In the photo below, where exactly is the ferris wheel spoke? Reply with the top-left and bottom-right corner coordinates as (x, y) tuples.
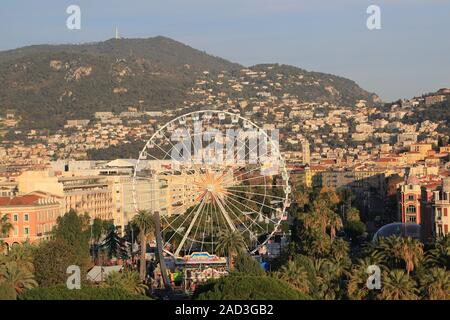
(231, 165), (264, 182)
(200, 203), (210, 252)
(174, 198), (206, 256)
(162, 198), (201, 237)
(212, 193), (237, 232)
(223, 196), (267, 233)
(226, 188), (287, 201)
(225, 184), (286, 188)
(187, 199), (205, 255)
(220, 199), (251, 252)
(149, 141), (178, 162)
(161, 203), (200, 245)
(222, 195), (265, 234)
(226, 193), (280, 225)
(226, 191), (280, 212)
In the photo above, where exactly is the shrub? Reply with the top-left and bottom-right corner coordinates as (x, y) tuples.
(193, 275), (311, 300)
(20, 285), (150, 300)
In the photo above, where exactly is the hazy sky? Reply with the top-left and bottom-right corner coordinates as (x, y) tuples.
(0, 0), (449, 101)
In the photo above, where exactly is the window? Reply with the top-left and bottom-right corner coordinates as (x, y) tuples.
(13, 227), (18, 236)
(444, 208), (448, 217)
(24, 227), (29, 235)
(406, 215), (416, 223)
(24, 214), (29, 222)
(437, 208), (442, 220)
(437, 225), (443, 237)
(407, 195), (415, 201)
(13, 214), (18, 222)
(406, 205), (416, 214)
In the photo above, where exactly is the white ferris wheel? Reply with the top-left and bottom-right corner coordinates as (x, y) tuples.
(132, 110), (290, 258)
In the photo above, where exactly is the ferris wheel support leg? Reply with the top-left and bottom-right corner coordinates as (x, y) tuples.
(153, 211), (172, 292)
(174, 201), (205, 257)
(214, 194), (237, 232)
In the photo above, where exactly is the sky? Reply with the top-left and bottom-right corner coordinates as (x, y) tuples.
(0, 0), (449, 102)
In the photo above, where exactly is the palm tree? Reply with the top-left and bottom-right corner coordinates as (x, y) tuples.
(346, 256), (383, 300)
(419, 267), (449, 300)
(0, 213), (13, 242)
(276, 260), (310, 294)
(131, 210), (155, 281)
(311, 258), (340, 300)
(0, 242), (35, 273)
(376, 236), (404, 268)
(379, 269), (419, 300)
(293, 185), (310, 211)
(425, 235), (450, 268)
(347, 261), (372, 300)
(328, 212), (343, 242)
(103, 270), (148, 295)
(400, 237), (423, 274)
(330, 238), (349, 262)
(346, 207), (361, 222)
(216, 230), (246, 271)
(0, 261), (38, 299)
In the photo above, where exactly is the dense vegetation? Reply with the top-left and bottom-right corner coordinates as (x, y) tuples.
(0, 210), (150, 300)
(1, 186), (449, 300)
(192, 185), (449, 300)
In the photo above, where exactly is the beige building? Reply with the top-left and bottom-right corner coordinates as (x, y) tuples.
(16, 170), (114, 221)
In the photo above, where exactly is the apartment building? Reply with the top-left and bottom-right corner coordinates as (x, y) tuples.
(0, 192), (62, 249)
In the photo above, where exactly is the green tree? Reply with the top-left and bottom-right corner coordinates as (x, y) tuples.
(401, 237), (424, 274)
(426, 235), (449, 268)
(0, 213), (13, 237)
(344, 220), (366, 242)
(33, 239), (77, 287)
(379, 269), (419, 300)
(418, 267), (450, 300)
(0, 261), (38, 299)
(0, 213), (13, 251)
(0, 242), (35, 273)
(52, 209), (91, 270)
(328, 212), (343, 242)
(346, 207), (361, 222)
(346, 254), (383, 300)
(233, 253), (265, 276)
(102, 270), (148, 295)
(100, 226), (128, 260)
(275, 260), (310, 294)
(216, 230), (247, 271)
(376, 236), (423, 274)
(131, 210), (155, 281)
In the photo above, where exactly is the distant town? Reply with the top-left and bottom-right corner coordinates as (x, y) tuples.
(1, 65), (449, 241)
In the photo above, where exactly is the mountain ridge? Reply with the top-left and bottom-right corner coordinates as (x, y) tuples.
(0, 36), (380, 131)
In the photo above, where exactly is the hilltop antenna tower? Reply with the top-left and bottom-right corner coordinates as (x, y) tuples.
(115, 27), (120, 39)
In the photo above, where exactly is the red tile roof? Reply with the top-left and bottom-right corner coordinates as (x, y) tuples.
(0, 195), (41, 206)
